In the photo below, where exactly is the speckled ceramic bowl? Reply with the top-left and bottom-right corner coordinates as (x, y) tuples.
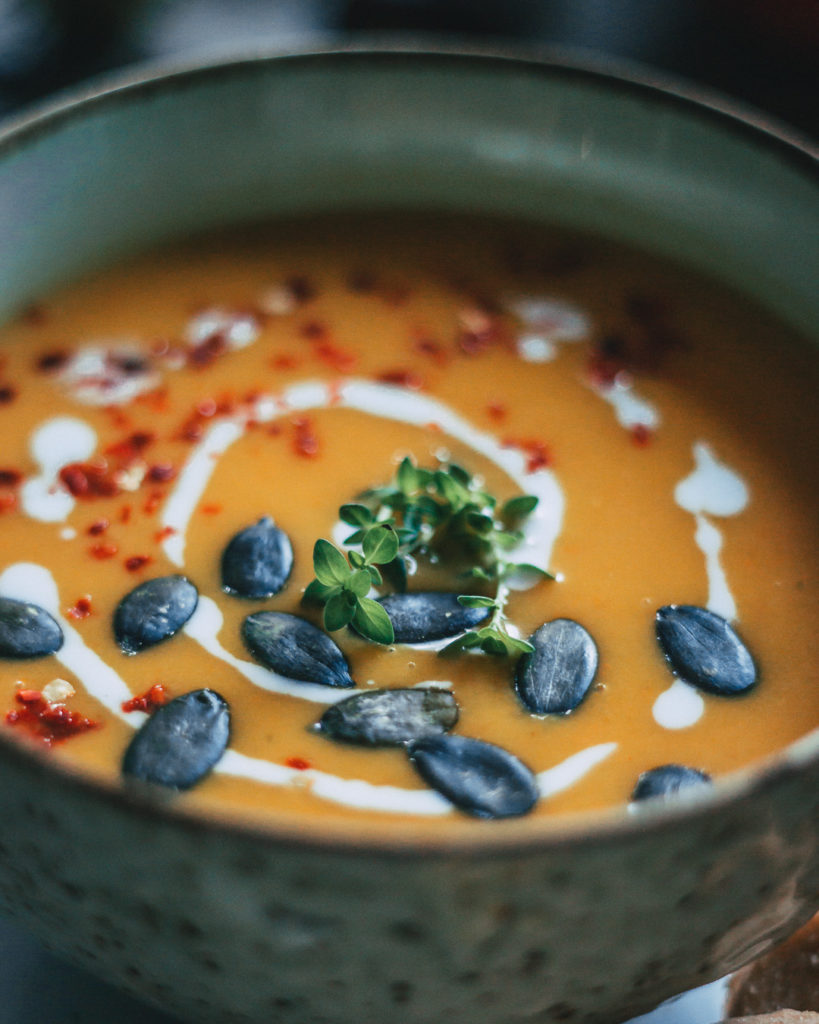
(0, 46), (817, 1024)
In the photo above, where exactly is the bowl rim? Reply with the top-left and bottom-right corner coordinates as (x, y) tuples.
(0, 41), (817, 856)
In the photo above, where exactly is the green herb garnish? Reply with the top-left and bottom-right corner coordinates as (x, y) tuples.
(304, 457), (553, 649)
(304, 528), (398, 644)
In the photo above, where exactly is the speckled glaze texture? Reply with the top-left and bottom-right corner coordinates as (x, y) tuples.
(0, 48), (817, 1024)
(1, 746), (819, 1024)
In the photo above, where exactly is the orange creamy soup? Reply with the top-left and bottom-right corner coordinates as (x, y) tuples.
(0, 212), (817, 829)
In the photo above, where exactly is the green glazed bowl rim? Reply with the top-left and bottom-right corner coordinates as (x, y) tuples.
(0, 42), (816, 856)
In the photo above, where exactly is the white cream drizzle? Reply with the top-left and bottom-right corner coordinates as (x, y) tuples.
(674, 442), (749, 621)
(536, 742), (617, 797)
(53, 343), (161, 406)
(652, 442), (750, 730)
(592, 373), (660, 432)
(20, 417), (98, 522)
(161, 378), (564, 578)
(182, 596), (355, 706)
(652, 680), (705, 731)
(0, 561), (616, 816)
(6, 345), (751, 809)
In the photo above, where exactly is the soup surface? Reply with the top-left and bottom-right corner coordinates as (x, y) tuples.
(0, 213), (817, 832)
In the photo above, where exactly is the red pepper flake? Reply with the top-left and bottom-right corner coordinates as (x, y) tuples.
(188, 332), (227, 368)
(87, 518), (109, 536)
(291, 416), (319, 459)
(199, 503), (222, 516)
(266, 424), (283, 437)
(0, 468), (22, 487)
(36, 350), (69, 373)
(59, 462), (120, 499)
(146, 463), (176, 483)
(413, 335), (448, 365)
(154, 525), (176, 543)
(124, 554), (152, 572)
(67, 596), (93, 620)
(631, 424), (653, 447)
(486, 400), (507, 422)
(314, 341), (357, 373)
(6, 690), (100, 746)
(425, 421), (443, 433)
(0, 491), (17, 513)
(0, 385), (17, 405)
(122, 683), (170, 715)
(285, 756), (312, 771)
(104, 430), (155, 459)
(300, 320), (327, 340)
(375, 369), (425, 390)
(503, 437), (552, 473)
(90, 542), (119, 560)
(142, 490), (163, 514)
(119, 504), (132, 524)
(271, 353), (301, 370)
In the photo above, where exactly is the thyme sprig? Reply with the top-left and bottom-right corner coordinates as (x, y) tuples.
(304, 457), (553, 648)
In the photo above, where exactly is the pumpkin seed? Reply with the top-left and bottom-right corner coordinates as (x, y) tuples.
(242, 611), (354, 688)
(315, 687), (458, 746)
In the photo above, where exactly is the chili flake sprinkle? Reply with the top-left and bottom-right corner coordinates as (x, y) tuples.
(122, 683), (170, 715)
(6, 688), (100, 746)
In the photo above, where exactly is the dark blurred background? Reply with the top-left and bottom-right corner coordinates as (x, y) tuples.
(0, 0), (816, 139)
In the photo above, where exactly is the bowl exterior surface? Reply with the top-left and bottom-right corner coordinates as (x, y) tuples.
(0, 49), (817, 1024)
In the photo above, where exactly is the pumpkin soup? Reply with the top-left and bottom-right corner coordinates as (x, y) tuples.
(0, 212), (817, 826)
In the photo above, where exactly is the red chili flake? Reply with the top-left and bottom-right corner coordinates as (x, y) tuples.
(197, 397), (218, 417)
(87, 518), (109, 536)
(0, 469), (22, 487)
(413, 335), (447, 365)
(0, 491), (17, 513)
(90, 542), (119, 560)
(291, 416), (319, 459)
(300, 320), (327, 340)
(266, 424), (283, 437)
(0, 385), (17, 405)
(67, 596), (93, 620)
(119, 504), (132, 524)
(36, 350), (68, 373)
(503, 437), (552, 473)
(146, 463), (176, 483)
(375, 369), (424, 390)
(271, 353), (301, 370)
(59, 462), (119, 499)
(177, 415), (205, 443)
(6, 689), (100, 745)
(631, 424), (653, 447)
(199, 503), (222, 516)
(135, 386), (169, 412)
(285, 275), (315, 303)
(188, 332), (227, 367)
(104, 430), (155, 459)
(142, 490), (163, 514)
(285, 756), (312, 771)
(314, 341), (357, 373)
(121, 683), (170, 715)
(486, 400), (507, 422)
(154, 525), (177, 543)
(16, 689), (42, 704)
(104, 407), (132, 430)
(124, 554), (152, 572)
(425, 421), (442, 433)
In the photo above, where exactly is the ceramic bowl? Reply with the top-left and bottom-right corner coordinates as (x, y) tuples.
(0, 47), (817, 1024)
